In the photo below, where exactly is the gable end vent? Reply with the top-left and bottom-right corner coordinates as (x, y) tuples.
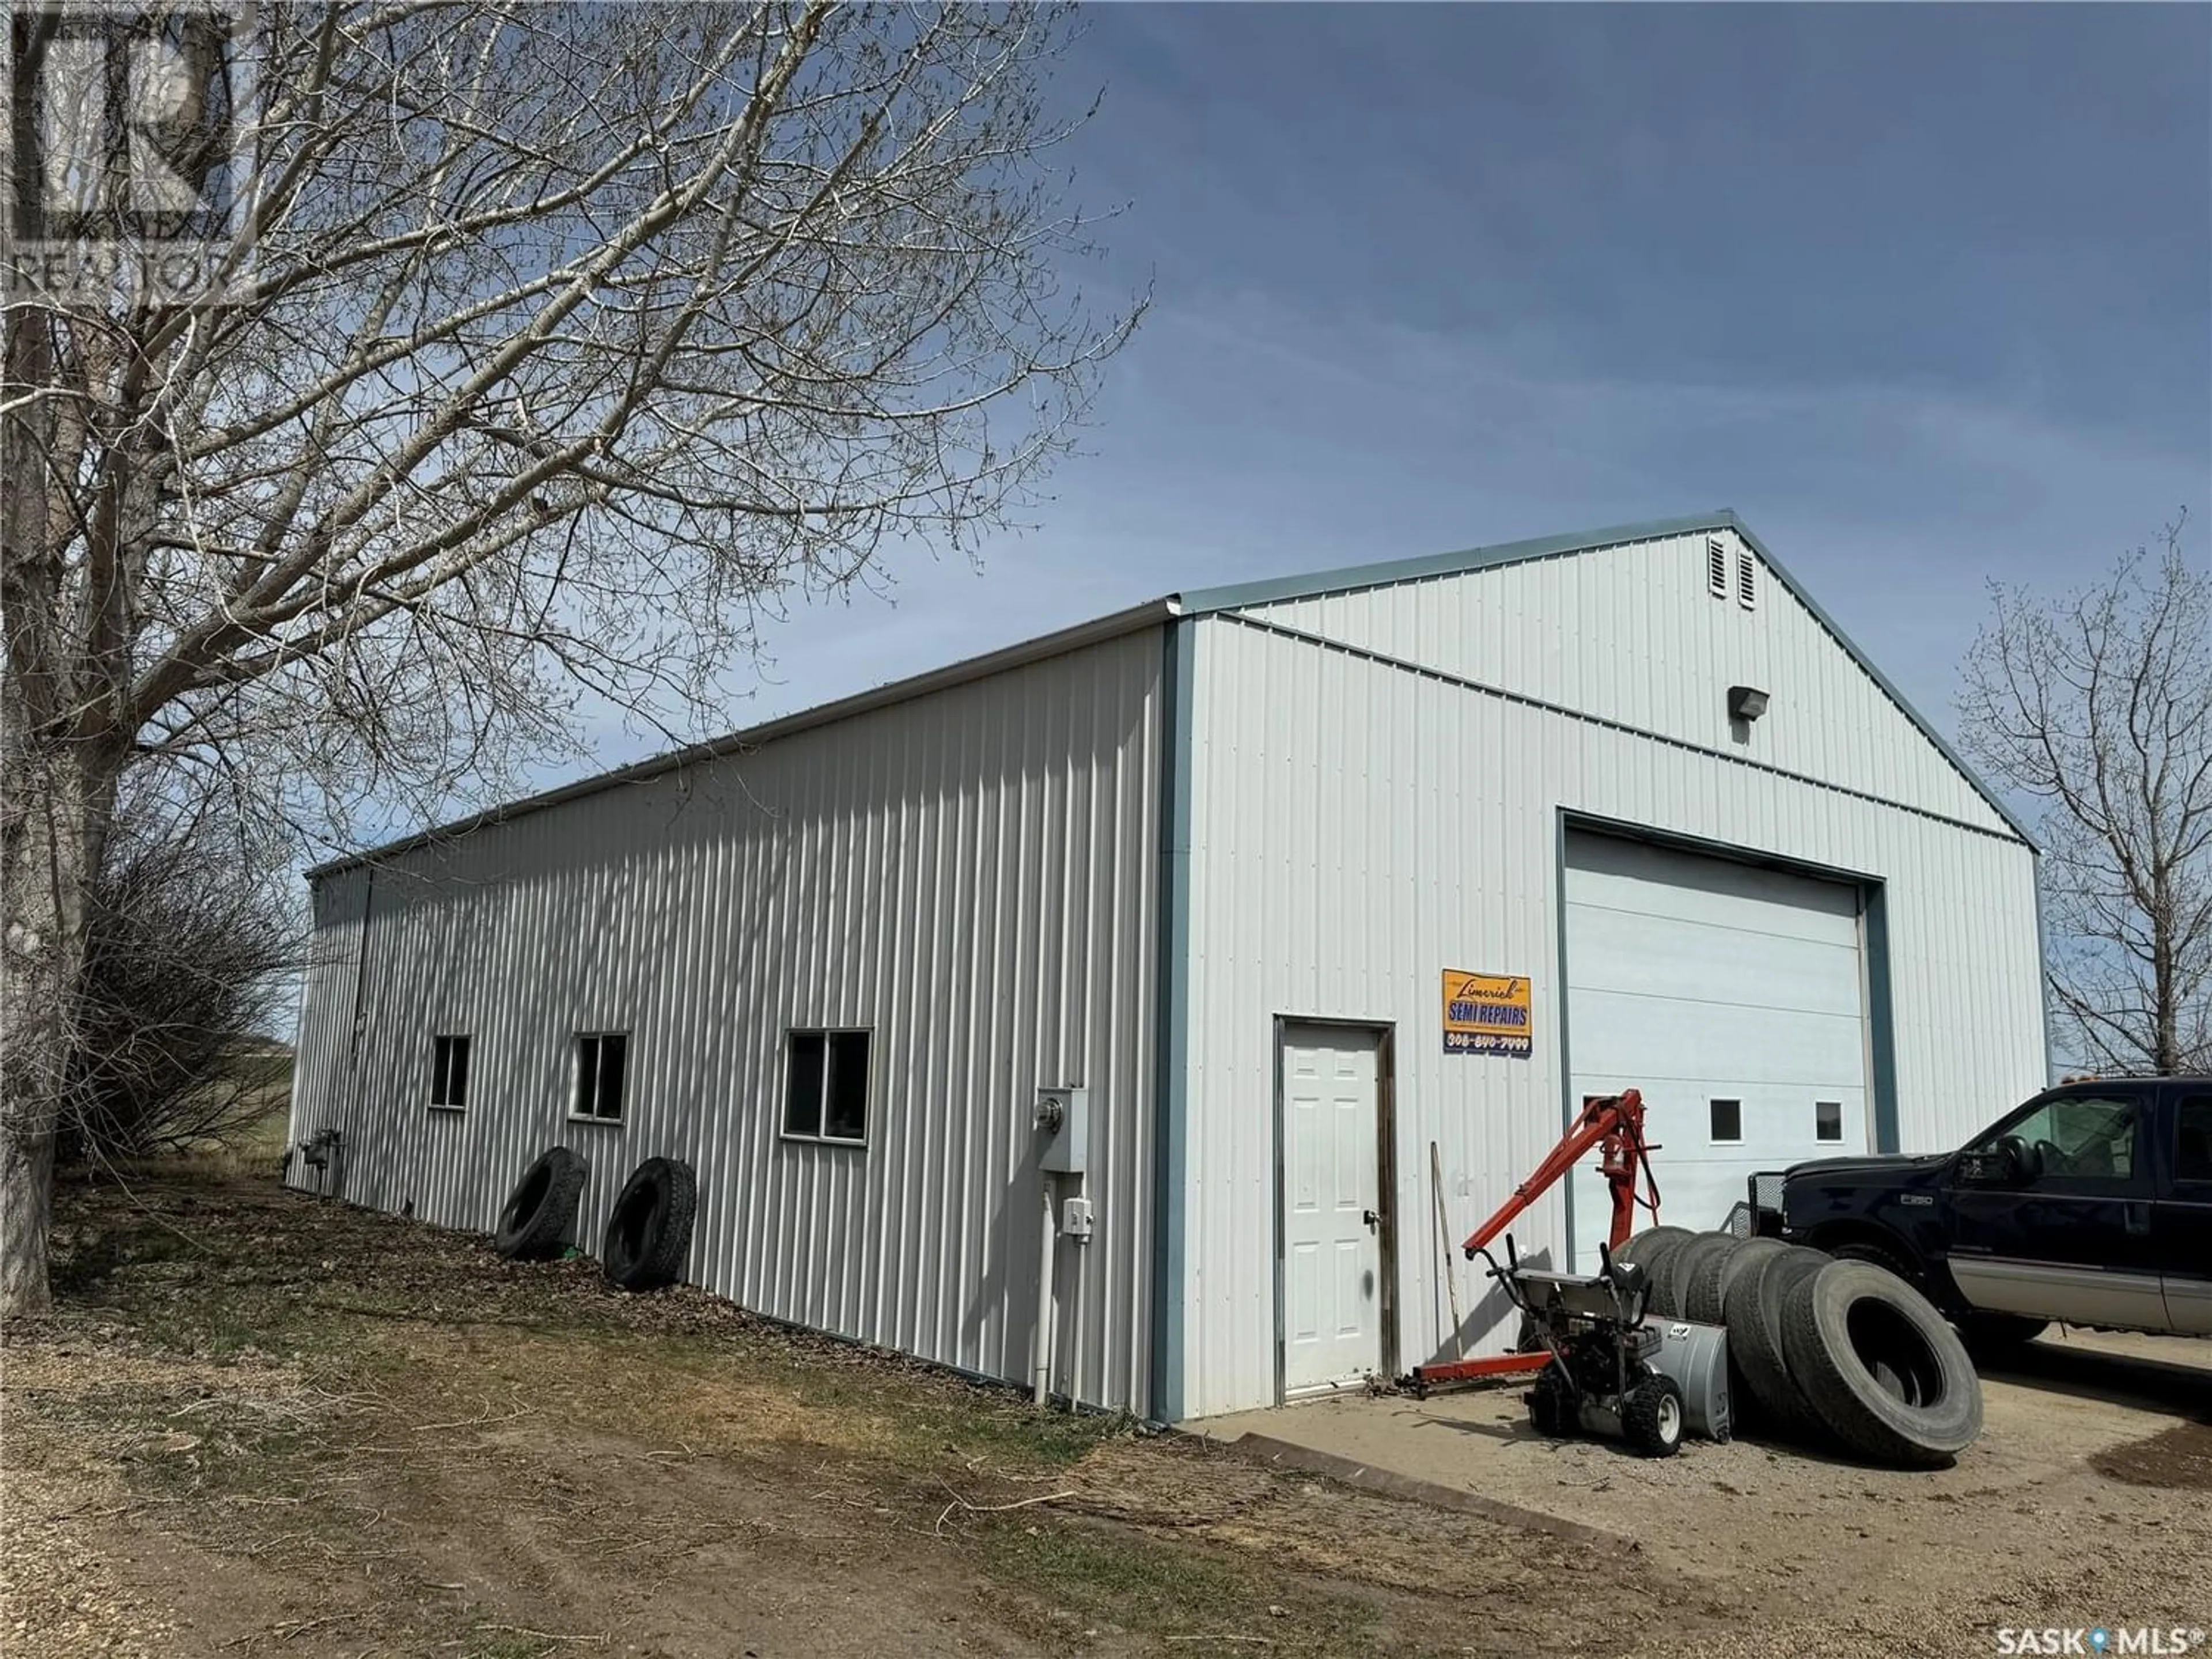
(1737, 549), (1758, 611)
(1707, 537), (1728, 598)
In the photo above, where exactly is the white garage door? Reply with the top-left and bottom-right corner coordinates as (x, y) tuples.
(1564, 833), (1870, 1269)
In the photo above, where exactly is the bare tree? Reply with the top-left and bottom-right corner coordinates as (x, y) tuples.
(2, 3), (1138, 1312)
(65, 777), (298, 1164)
(1957, 513), (2211, 1077)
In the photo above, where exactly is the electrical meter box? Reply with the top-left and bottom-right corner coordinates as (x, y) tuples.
(1035, 1085), (1089, 1173)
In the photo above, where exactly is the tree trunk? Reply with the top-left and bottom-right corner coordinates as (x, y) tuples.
(0, 751), (100, 1316)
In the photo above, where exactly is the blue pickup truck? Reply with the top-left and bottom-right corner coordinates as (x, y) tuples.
(1754, 1076), (2212, 1350)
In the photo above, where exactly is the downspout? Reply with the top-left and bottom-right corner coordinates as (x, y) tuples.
(1032, 1174), (1058, 1406)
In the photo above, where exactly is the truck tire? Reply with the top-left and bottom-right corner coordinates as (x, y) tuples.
(1622, 1371), (1684, 1458)
(1678, 1233), (1739, 1325)
(1715, 1236), (1789, 1312)
(494, 1147), (587, 1260)
(1960, 1312), (2048, 1362)
(1827, 1236), (1925, 1291)
(1729, 1245), (1828, 1435)
(1779, 1260), (1982, 1467)
(1617, 1226), (1693, 1316)
(603, 1157), (698, 1293)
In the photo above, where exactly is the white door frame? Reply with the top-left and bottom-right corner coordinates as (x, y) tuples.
(1272, 1017), (1397, 1402)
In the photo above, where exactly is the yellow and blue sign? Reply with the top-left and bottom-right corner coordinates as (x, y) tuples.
(1442, 970), (1533, 1057)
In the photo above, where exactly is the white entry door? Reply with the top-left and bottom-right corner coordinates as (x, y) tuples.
(1564, 834), (1870, 1268)
(1280, 1025), (1385, 1395)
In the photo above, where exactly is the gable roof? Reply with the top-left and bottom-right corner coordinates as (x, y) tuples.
(312, 509), (2031, 879)
(1171, 509), (2035, 848)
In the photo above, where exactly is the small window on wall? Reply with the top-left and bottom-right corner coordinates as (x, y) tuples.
(1815, 1100), (1844, 1142)
(430, 1035), (471, 1111)
(1710, 1098), (1743, 1144)
(573, 1032), (628, 1122)
(785, 1029), (871, 1143)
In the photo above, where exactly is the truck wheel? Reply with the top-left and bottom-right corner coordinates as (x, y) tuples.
(1960, 1312), (2047, 1361)
(1779, 1260), (1982, 1467)
(1622, 1372), (1684, 1458)
(1828, 1236), (1925, 1291)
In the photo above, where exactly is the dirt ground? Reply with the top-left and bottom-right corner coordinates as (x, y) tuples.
(5, 1171), (2209, 1659)
(1203, 1328), (2212, 1652)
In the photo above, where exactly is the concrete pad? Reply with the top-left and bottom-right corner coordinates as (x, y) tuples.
(1187, 1330), (2212, 1594)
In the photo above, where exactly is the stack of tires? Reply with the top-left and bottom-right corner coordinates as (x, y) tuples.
(1616, 1226), (1983, 1468)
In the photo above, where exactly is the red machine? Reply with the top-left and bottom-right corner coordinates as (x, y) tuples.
(1407, 1089), (1659, 1391)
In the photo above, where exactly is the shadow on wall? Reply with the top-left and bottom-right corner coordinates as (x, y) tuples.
(1426, 1241), (1556, 1368)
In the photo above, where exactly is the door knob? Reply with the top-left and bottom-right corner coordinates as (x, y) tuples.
(1362, 1209), (1380, 1230)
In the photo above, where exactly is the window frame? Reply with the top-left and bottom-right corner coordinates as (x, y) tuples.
(570, 1030), (630, 1124)
(1964, 1086), (2145, 1188)
(1709, 1097), (1743, 1146)
(1814, 1100), (1844, 1143)
(781, 1026), (873, 1146)
(429, 1033), (471, 1112)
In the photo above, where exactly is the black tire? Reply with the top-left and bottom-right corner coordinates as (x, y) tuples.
(1715, 1236), (1789, 1312)
(494, 1147), (588, 1260)
(1528, 1369), (1574, 1438)
(1731, 1245), (1829, 1435)
(1615, 1225), (1693, 1318)
(1779, 1260), (1983, 1467)
(603, 1157), (698, 1293)
(1677, 1233), (1740, 1325)
(1960, 1311), (2048, 1362)
(1622, 1372), (1684, 1458)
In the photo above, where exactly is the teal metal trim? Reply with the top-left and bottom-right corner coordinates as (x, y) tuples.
(1176, 512), (1736, 616)
(1175, 510), (2035, 851)
(2031, 850), (2056, 1085)
(1149, 615), (1195, 1425)
(1554, 809), (1578, 1266)
(1864, 883), (1901, 1152)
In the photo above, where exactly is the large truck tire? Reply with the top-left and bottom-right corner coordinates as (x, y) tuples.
(1617, 1226), (1694, 1315)
(1779, 1260), (1983, 1467)
(1677, 1232), (1740, 1325)
(603, 1157), (698, 1293)
(494, 1147), (588, 1260)
(1729, 1244), (1829, 1434)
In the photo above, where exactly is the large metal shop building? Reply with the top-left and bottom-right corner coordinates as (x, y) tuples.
(284, 512), (2049, 1422)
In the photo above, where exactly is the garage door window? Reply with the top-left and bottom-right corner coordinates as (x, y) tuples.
(1709, 1099), (1742, 1144)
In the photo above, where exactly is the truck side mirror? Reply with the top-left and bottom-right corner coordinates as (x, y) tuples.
(1996, 1134), (2040, 1187)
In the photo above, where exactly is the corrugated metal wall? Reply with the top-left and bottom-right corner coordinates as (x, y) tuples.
(1174, 530), (2045, 1419)
(286, 628), (1163, 1415)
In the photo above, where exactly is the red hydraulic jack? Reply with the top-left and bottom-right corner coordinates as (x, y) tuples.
(1406, 1088), (1660, 1392)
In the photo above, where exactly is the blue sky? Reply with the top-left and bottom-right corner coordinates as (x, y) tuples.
(575, 3), (2211, 786)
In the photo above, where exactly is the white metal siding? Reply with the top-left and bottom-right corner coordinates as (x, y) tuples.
(1241, 528), (2014, 838)
(1175, 609), (2043, 1421)
(285, 628), (1162, 1414)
